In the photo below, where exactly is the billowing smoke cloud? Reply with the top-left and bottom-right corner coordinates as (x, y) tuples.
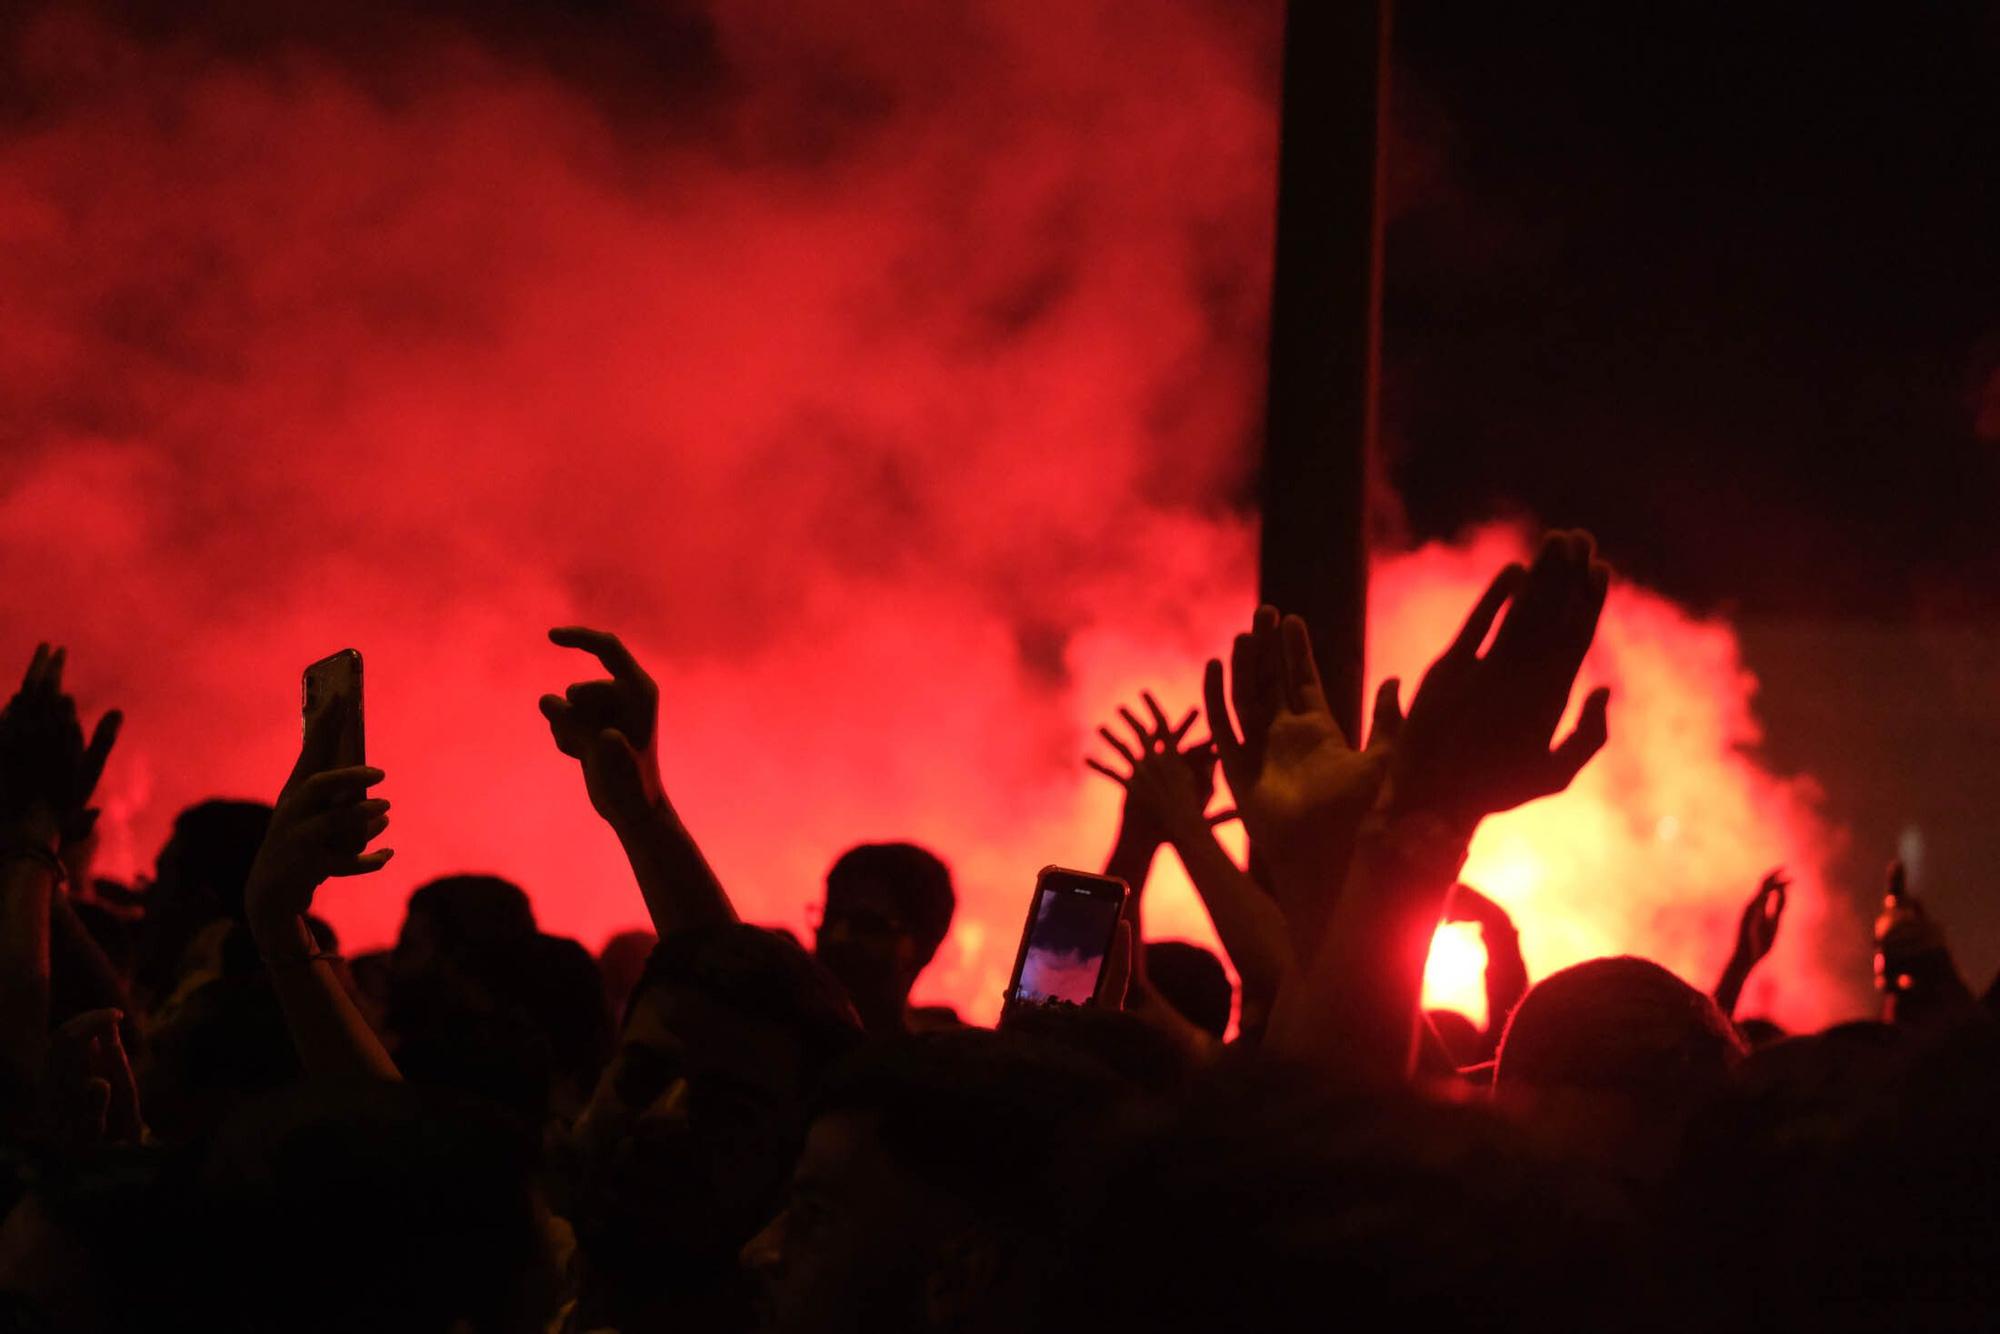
(0, 2), (1863, 1028)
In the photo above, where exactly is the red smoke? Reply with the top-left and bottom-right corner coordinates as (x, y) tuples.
(0, 3), (1862, 1031)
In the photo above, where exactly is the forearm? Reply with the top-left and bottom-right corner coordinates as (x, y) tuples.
(252, 912), (401, 1082)
(1162, 819), (1290, 1033)
(610, 798), (737, 938)
(1481, 920), (1529, 1046)
(1713, 958), (1750, 1020)
(1269, 810), (1469, 1085)
(1102, 821), (1158, 901)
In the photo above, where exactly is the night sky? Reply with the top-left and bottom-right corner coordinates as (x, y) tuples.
(1388, 2), (2000, 622)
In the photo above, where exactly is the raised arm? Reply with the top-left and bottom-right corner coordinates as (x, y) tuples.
(1444, 882), (1529, 1063)
(1089, 693), (1293, 1038)
(539, 626), (735, 936)
(1092, 694), (1196, 896)
(1713, 870), (1786, 1020)
(243, 699), (400, 1081)
(1267, 533), (1611, 1084)
(0, 645), (120, 1129)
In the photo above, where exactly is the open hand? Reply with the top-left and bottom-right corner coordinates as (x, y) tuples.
(539, 627), (664, 828)
(0, 644), (122, 846)
(1733, 870), (1788, 967)
(1087, 691), (1223, 842)
(1202, 607), (1398, 888)
(1385, 531), (1611, 833)
(45, 1008), (143, 1148)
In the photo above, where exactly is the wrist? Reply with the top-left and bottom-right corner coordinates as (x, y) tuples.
(249, 906), (313, 955)
(0, 805), (60, 855)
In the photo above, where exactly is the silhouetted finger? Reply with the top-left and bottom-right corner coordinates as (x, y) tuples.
(1169, 707), (1199, 744)
(549, 626), (652, 689)
(80, 710), (123, 793)
(1141, 691), (1172, 739)
(1544, 686), (1611, 791)
(1366, 678), (1403, 751)
(1085, 758), (1128, 786)
(1446, 565), (1524, 662)
(1277, 615), (1331, 721)
(297, 764), (385, 811)
(44, 646), (66, 696)
(21, 643), (49, 694)
(1203, 659), (1246, 783)
(336, 847), (396, 876)
(1119, 706), (1153, 753)
(1098, 726), (1138, 768)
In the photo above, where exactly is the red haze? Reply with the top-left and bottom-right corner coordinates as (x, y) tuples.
(0, 3), (1863, 1029)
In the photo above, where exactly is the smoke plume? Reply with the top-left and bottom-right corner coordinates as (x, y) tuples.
(0, 1), (1860, 1028)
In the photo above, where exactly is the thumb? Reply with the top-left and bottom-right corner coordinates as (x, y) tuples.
(1366, 677), (1404, 752)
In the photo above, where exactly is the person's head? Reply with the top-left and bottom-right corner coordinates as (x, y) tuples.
(1143, 942), (1232, 1040)
(1031, 1068), (1643, 1334)
(743, 1029), (1127, 1334)
(197, 1079), (558, 1334)
(1495, 955), (1745, 1182)
(135, 800), (272, 1005)
(814, 843), (955, 1029)
(396, 874), (538, 979)
(138, 971), (299, 1144)
(395, 932), (609, 1128)
(568, 924), (861, 1326)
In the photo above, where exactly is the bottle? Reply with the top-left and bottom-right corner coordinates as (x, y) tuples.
(1873, 859), (1964, 1025)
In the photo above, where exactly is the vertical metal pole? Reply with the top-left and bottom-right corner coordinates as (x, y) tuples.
(1258, 0), (1390, 744)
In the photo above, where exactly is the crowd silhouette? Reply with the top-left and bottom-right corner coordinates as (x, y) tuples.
(2, 532), (1996, 1332)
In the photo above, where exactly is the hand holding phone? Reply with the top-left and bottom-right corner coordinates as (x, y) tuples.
(1002, 866), (1129, 1015)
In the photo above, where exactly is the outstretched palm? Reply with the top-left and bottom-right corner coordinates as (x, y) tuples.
(1204, 608), (1397, 897)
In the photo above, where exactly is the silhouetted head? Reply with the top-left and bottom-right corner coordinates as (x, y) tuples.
(138, 972), (299, 1145)
(567, 924), (861, 1330)
(1143, 941), (1232, 1039)
(814, 843), (956, 1032)
(742, 1029), (1127, 1334)
(1031, 1068), (1643, 1334)
(397, 874), (538, 977)
(136, 800), (272, 1006)
(1496, 955), (1745, 1182)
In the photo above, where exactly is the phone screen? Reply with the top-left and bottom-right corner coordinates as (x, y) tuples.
(1004, 867), (1128, 1010)
(301, 649), (365, 770)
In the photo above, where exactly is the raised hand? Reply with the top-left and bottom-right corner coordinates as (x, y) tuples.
(45, 1007), (143, 1148)
(1735, 871), (1787, 967)
(1202, 607), (1398, 891)
(1088, 691), (1221, 844)
(1384, 531), (1611, 833)
(0, 644), (122, 847)
(245, 698), (392, 940)
(1714, 870), (1786, 1020)
(539, 626), (664, 828)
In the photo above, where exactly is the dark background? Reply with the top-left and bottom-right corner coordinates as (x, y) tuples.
(1387, 1), (2000, 984)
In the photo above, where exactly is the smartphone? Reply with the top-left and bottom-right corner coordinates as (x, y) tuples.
(1002, 866), (1129, 1012)
(301, 649), (365, 770)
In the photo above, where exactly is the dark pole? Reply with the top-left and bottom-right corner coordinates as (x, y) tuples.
(1258, 0), (1390, 745)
